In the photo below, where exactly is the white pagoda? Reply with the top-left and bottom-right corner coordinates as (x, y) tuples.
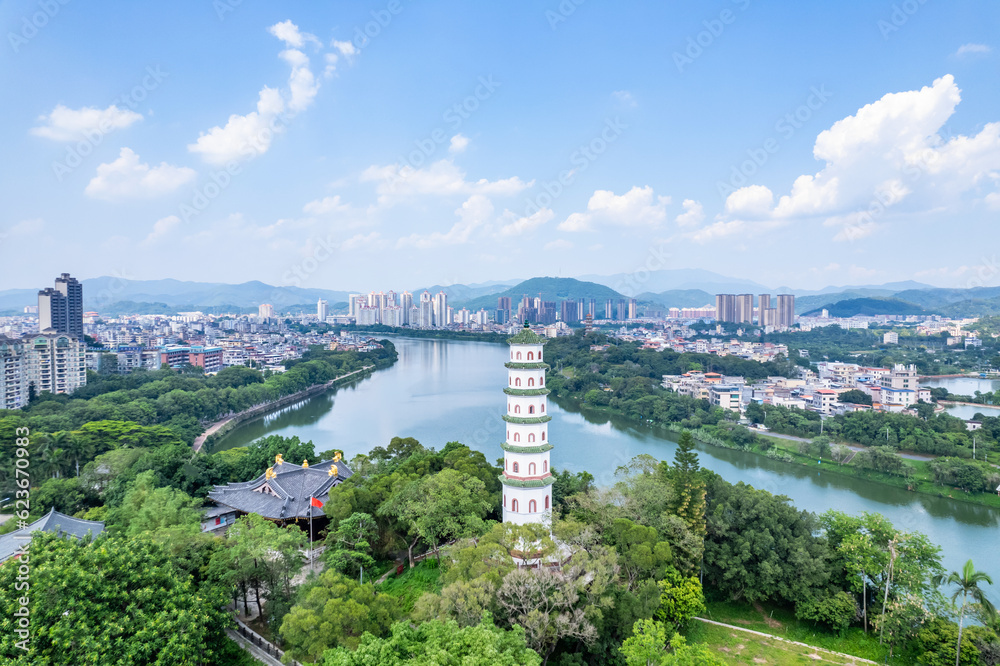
(501, 324), (554, 525)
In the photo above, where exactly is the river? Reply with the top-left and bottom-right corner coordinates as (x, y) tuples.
(215, 337), (999, 591)
(921, 377), (1000, 419)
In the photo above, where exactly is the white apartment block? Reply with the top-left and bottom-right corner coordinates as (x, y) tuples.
(0, 333), (87, 409)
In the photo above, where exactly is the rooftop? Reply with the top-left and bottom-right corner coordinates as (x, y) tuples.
(0, 508), (105, 562)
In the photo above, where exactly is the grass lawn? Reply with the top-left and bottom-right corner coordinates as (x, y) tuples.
(377, 558), (442, 613)
(693, 600), (893, 664)
(686, 621), (880, 665)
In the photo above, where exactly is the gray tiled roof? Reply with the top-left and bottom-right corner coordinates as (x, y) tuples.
(207, 458), (352, 521)
(0, 508), (105, 562)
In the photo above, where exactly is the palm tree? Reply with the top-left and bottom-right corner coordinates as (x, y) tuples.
(933, 559), (997, 666)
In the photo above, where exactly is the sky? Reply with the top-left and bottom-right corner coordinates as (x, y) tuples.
(1, 0), (999, 293)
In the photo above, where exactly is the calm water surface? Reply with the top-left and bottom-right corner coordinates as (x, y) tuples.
(216, 337), (999, 591)
(921, 377), (1000, 418)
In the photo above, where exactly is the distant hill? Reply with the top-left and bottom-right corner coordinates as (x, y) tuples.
(803, 297), (929, 317)
(578, 268), (771, 296)
(637, 289), (715, 309)
(457, 277), (628, 311)
(412, 280), (519, 303)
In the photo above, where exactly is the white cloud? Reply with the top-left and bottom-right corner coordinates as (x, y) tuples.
(544, 239), (574, 250)
(362, 159), (531, 206)
(612, 90), (637, 107)
(674, 199), (704, 227)
(686, 220), (745, 244)
(303, 195), (349, 216)
(707, 75), (1000, 242)
(498, 207), (554, 236)
(725, 185), (775, 216)
(395, 194), (494, 248)
(268, 20), (320, 48)
(985, 191), (1000, 210)
(141, 215), (181, 246)
(558, 185), (670, 232)
(188, 21), (327, 165)
(341, 232), (381, 251)
(31, 104), (142, 141)
(85, 148), (195, 200)
(8, 218), (45, 236)
(449, 134), (470, 154)
(324, 40), (358, 77)
(955, 43), (991, 56)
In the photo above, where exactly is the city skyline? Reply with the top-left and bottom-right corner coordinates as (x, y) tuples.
(1, 3), (998, 292)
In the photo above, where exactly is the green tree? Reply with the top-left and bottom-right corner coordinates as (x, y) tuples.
(280, 569), (400, 661)
(324, 511), (377, 579)
(620, 618), (668, 666)
(606, 518), (673, 590)
(665, 431), (706, 542)
(320, 616), (541, 666)
(933, 559), (998, 666)
(0, 532), (231, 665)
(660, 634), (726, 666)
(795, 591), (858, 635)
(655, 568), (705, 632)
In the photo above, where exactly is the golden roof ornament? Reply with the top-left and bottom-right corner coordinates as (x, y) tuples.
(275, 453), (284, 465)
(302, 459), (309, 468)
(328, 464), (337, 476)
(265, 466), (276, 479)
(333, 451), (342, 463)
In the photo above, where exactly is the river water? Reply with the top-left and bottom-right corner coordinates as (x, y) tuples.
(216, 337), (999, 592)
(921, 377), (1000, 419)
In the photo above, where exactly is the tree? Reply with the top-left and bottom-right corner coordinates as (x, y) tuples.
(0, 532), (232, 665)
(620, 618), (668, 666)
(280, 569), (400, 662)
(320, 616), (541, 666)
(413, 578), (498, 628)
(831, 444), (852, 464)
(324, 511), (377, 579)
(655, 568), (705, 632)
(605, 518), (673, 590)
(379, 468), (492, 566)
(665, 431), (706, 542)
(796, 591), (858, 635)
(933, 559), (998, 666)
(660, 634), (726, 665)
(839, 389), (873, 406)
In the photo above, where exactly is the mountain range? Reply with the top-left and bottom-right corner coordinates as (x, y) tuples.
(2, 272), (997, 318)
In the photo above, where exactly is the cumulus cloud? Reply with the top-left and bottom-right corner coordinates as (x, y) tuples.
(612, 90), (637, 107)
(699, 75), (1000, 243)
(396, 194), (494, 248)
(85, 148), (195, 200)
(189, 20), (340, 165)
(674, 199), (705, 227)
(141, 215), (181, 246)
(324, 40), (358, 77)
(558, 185), (670, 232)
(8, 218), (45, 236)
(31, 104), (142, 141)
(362, 159), (531, 206)
(544, 239), (574, 250)
(498, 207), (554, 236)
(449, 134), (470, 154)
(955, 43), (991, 56)
(303, 195), (349, 216)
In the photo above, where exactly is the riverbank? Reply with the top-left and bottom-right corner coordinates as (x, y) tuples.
(193, 365), (375, 453)
(559, 395), (1000, 510)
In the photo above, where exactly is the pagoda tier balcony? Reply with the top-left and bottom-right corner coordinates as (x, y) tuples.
(502, 414), (551, 424)
(499, 473), (556, 488)
(504, 361), (550, 370)
(503, 387), (550, 396)
(500, 442), (553, 453)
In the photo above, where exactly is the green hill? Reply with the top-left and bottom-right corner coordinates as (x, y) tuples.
(637, 289), (715, 309)
(803, 297), (928, 317)
(457, 277), (628, 311)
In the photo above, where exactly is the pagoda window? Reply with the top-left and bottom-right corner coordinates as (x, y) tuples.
(540, 404), (545, 413)
(528, 433), (535, 443)
(511, 499), (518, 512)
(516, 351), (522, 360)
(515, 405), (521, 414)
(541, 432), (545, 441)
(504, 494), (507, 507)
(528, 405), (535, 414)
(529, 500), (537, 513)
(514, 433), (520, 442)
(543, 460), (548, 472)
(512, 462), (519, 473)
(527, 352), (534, 360)
(528, 377), (535, 387)
(529, 462), (536, 475)
(515, 378), (521, 387)
(540, 377), (544, 385)
(545, 495), (550, 510)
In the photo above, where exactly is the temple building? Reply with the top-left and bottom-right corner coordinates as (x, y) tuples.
(0, 508), (105, 563)
(501, 325), (555, 525)
(205, 453), (352, 539)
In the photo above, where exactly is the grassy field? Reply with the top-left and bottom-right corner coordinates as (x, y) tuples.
(696, 600), (891, 663)
(686, 620), (881, 665)
(377, 558), (443, 613)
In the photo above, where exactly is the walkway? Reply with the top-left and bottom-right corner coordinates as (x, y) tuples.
(192, 366), (372, 452)
(693, 617), (879, 664)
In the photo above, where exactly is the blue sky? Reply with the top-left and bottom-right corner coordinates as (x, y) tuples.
(1, 0), (998, 292)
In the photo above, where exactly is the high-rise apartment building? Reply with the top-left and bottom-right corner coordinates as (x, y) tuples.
(776, 294), (795, 328)
(605, 299), (614, 320)
(0, 332), (87, 408)
(559, 299), (578, 323)
(628, 298), (638, 320)
(715, 293), (754, 323)
(433, 291), (448, 327)
(317, 299), (329, 322)
(38, 273), (83, 338)
(258, 303), (275, 319)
